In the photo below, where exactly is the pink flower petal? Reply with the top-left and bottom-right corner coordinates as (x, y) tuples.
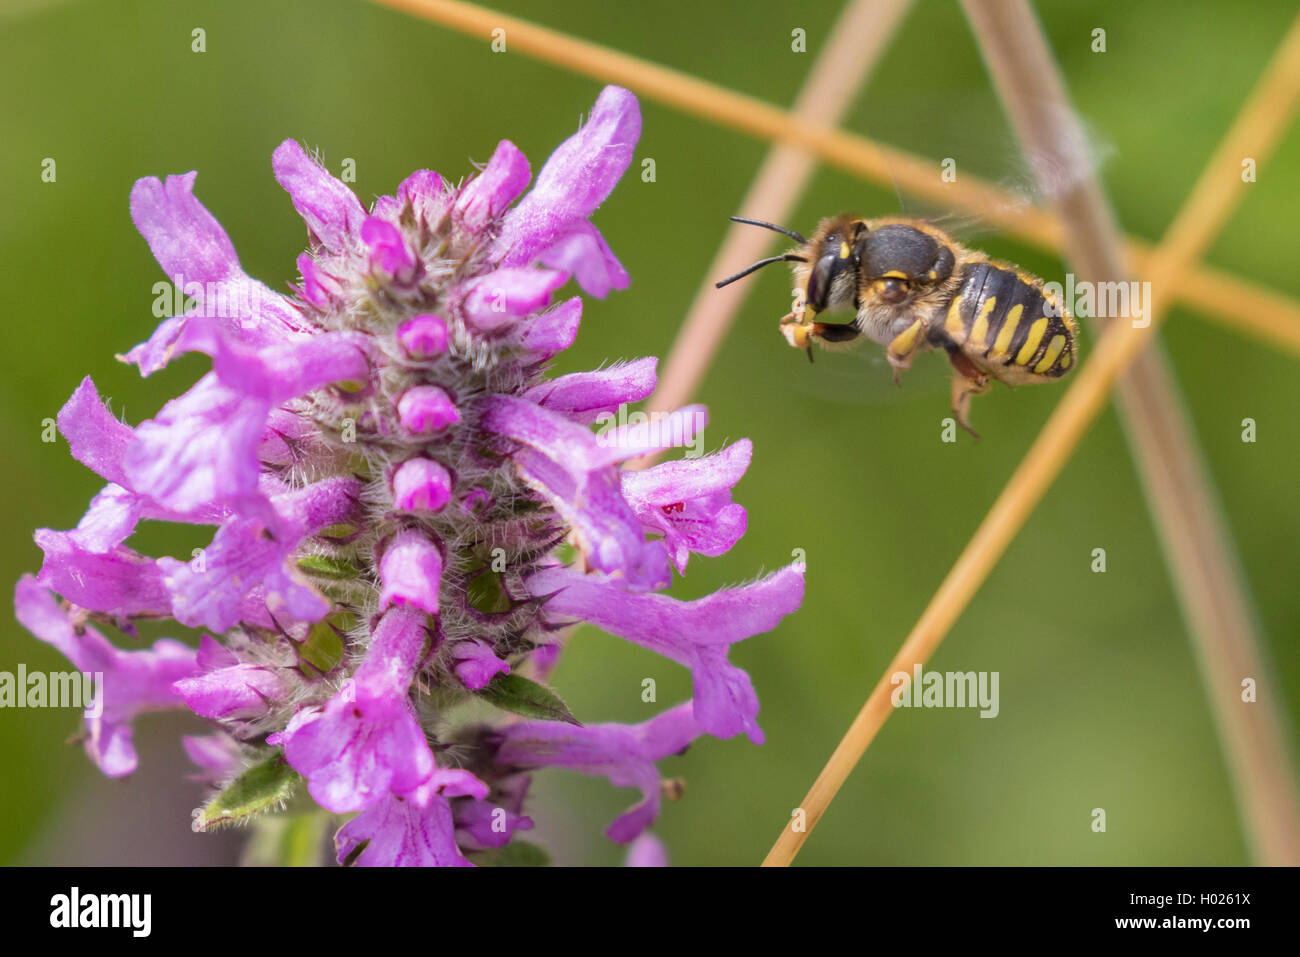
(272, 139), (368, 250)
(494, 86), (640, 268)
(453, 139), (531, 232)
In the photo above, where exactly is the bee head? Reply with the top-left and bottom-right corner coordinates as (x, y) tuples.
(802, 217), (866, 319)
(714, 215), (956, 321)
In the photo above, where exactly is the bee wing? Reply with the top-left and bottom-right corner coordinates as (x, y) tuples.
(985, 105), (1115, 223)
(856, 90), (1113, 244)
(786, 342), (947, 408)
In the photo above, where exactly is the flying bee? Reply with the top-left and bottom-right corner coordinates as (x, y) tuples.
(716, 215), (1078, 437)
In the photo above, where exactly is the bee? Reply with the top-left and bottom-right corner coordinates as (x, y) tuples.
(716, 215), (1078, 437)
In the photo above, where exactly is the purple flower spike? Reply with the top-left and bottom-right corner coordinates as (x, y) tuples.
(396, 314), (449, 358)
(18, 86), (805, 866)
(285, 605), (435, 812)
(14, 576), (199, 777)
(391, 458), (453, 513)
(527, 564), (805, 743)
(398, 385), (460, 435)
(378, 529), (444, 615)
(500, 702), (703, 843)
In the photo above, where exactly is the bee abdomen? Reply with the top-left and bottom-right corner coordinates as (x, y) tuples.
(934, 262), (1074, 377)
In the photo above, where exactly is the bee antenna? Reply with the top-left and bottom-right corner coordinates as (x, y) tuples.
(714, 254), (807, 289)
(729, 216), (807, 244)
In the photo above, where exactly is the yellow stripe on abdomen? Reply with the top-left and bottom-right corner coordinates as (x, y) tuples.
(988, 304), (1023, 359)
(1034, 334), (1067, 373)
(1014, 317), (1049, 366)
(969, 296), (996, 350)
(944, 297), (967, 343)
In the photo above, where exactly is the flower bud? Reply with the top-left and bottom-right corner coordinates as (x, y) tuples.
(398, 385), (460, 434)
(392, 458), (453, 512)
(361, 216), (416, 277)
(397, 314), (449, 358)
(378, 529), (444, 615)
(453, 140), (530, 231)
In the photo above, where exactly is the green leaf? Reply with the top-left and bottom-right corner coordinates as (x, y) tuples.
(465, 567), (512, 614)
(472, 841), (551, 867)
(298, 615), (348, 675)
(476, 672), (580, 725)
(193, 755), (301, 833)
(297, 554), (361, 579)
(316, 522), (359, 541)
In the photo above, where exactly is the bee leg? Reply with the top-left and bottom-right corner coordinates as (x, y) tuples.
(946, 348), (990, 439)
(808, 322), (857, 363)
(812, 320), (861, 343)
(885, 319), (927, 386)
(951, 376), (989, 438)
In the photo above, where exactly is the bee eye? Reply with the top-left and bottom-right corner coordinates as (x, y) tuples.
(877, 278), (910, 304)
(805, 252), (839, 312)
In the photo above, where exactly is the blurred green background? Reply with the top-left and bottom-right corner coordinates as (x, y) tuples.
(2, 0), (1297, 866)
